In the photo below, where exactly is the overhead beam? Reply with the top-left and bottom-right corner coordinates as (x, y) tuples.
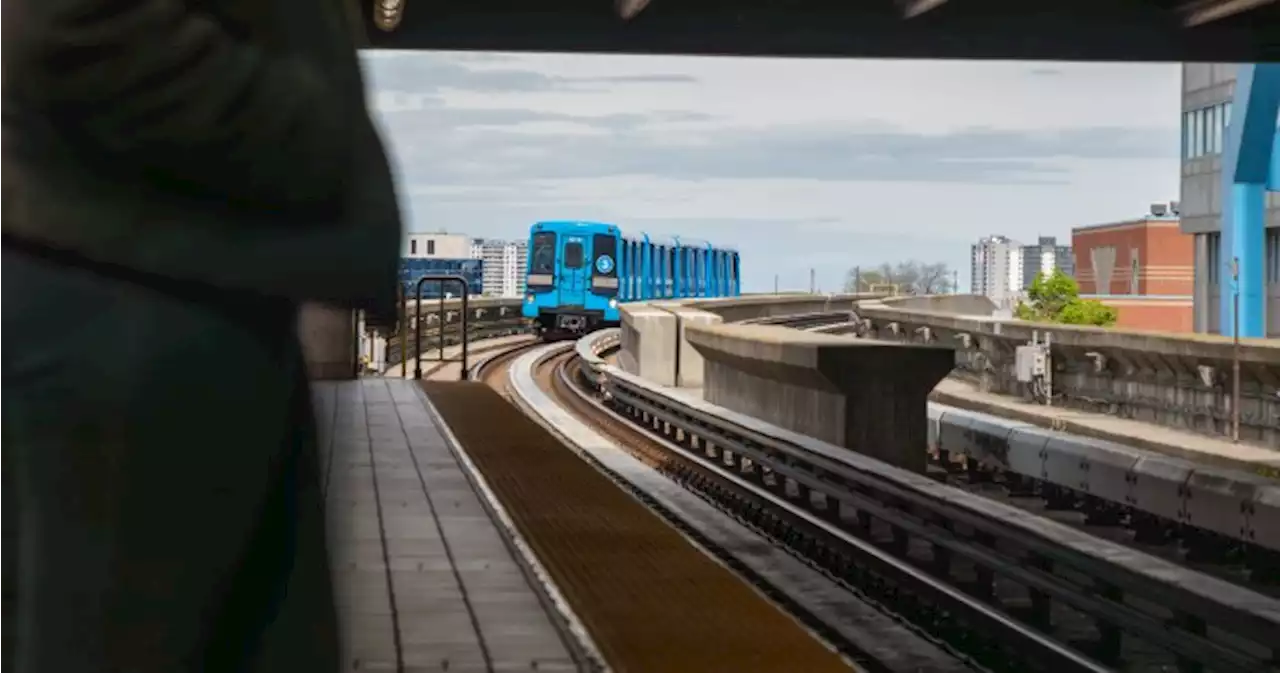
(1182, 0), (1276, 26)
(900, 0), (950, 19)
(617, 0), (655, 20)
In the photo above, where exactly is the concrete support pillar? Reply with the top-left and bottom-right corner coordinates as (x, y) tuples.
(1193, 233), (1211, 334)
(687, 323), (955, 474)
(298, 303), (358, 380)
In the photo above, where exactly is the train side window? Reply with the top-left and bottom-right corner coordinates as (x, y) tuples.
(531, 232), (556, 274)
(666, 247), (674, 296)
(699, 250), (705, 294)
(564, 241), (584, 268)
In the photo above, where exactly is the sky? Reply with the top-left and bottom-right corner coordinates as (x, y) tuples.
(361, 51), (1181, 293)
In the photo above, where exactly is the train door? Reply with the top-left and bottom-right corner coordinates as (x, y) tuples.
(559, 234), (590, 307)
(590, 232), (619, 302)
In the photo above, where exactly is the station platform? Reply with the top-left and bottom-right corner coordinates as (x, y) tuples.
(313, 378), (581, 672)
(930, 378), (1280, 478)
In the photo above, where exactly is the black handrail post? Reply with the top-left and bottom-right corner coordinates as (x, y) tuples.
(408, 274), (471, 382)
(459, 281), (470, 381)
(414, 276), (430, 380)
(399, 282), (408, 379)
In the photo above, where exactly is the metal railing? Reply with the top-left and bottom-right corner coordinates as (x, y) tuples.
(412, 275), (470, 381)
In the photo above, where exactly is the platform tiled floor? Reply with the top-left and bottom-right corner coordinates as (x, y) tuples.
(314, 379), (579, 673)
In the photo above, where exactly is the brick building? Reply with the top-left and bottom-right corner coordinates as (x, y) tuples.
(1071, 205), (1195, 332)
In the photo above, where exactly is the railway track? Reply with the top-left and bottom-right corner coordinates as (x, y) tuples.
(926, 446), (1280, 595)
(766, 316), (1280, 592)
(423, 343), (867, 672)
(535, 329), (1280, 673)
(418, 325), (1279, 672)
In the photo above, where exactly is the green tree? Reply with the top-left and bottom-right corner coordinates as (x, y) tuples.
(844, 260), (955, 294)
(1016, 269), (1118, 327)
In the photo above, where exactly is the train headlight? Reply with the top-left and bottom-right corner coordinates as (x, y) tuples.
(525, 294), (535, 303)
(609, 298), (618, 309)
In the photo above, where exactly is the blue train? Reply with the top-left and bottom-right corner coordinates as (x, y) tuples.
(523, 220), (741, 337)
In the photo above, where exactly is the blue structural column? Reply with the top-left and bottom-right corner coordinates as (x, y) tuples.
(1219, 64), (1280, 338)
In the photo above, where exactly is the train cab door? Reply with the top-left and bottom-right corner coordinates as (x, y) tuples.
(559, 234), (590, 307)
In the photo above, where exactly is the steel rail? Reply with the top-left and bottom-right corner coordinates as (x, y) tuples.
(572, 329), (1280, 673)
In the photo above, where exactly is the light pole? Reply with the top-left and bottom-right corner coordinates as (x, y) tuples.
(1231, 257), (1241, 443)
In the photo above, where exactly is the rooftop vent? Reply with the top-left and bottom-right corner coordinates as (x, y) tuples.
(1150, 203), (1168, 217)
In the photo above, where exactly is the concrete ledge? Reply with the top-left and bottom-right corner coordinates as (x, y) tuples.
(618, 293), (885, 388)
(620, 303), (677, 385)
(854, 295), (1280, 448)
(685, 323), (956, 473)
(691, 292), (875, 322)
(665, 305), (723, 388)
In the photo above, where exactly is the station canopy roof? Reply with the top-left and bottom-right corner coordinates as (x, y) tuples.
(360, 0), (1279, 63)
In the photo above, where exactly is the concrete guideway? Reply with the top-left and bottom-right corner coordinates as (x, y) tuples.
(576, 328), (1280, 671)
(510, 341), (967, 673)
(616, 293), (1280, 571)
(931, 377), (1280, 477)
(852, 295), (1280, 449)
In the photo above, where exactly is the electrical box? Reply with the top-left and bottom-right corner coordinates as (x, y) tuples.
(1015, 345), (1047, 383)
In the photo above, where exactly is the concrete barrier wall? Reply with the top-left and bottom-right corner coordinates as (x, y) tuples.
(685, 323), (955, 473)
(621, 293), (874, 388)
(876, 294), (997, 316)
(665, 305), (724, 387)
(691, 293), (873, 323)
(619, 303), (678, 385)
(853, 295), (1280, 448)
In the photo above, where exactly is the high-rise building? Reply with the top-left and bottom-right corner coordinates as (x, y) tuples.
(1020, 236), (1074, 288)
(970, 235), (1024, 308)
(469, 238), (529, 298)
(1180, 64), (1280, 336)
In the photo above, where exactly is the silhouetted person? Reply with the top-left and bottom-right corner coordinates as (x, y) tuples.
(2, 1), (402, 671)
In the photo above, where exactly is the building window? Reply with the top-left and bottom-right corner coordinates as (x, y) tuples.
(427, 239), (436, 256)
(1183, 101), (1233, 160)
(410, 239), (418, 255)
(1206, 232), (1221, 285)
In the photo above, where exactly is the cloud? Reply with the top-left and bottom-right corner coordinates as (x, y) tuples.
(362, 51), (699, 95)
(573, 74), (700, 84)
(364, 53), (1174, 189)
(359, 52), (1182, 292)
(379, 115), (1173, 187)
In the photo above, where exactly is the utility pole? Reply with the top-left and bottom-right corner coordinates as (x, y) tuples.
(953, 269), (959, 294)
(774, 274), (779, 294)
(809, 268), (816, 294)
(1231, 257), (1241, 443)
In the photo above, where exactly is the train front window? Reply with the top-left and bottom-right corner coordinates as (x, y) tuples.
(564, 241), (585, 269)
(592, 234), (617, 276)
(531, 233), (556, 275)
